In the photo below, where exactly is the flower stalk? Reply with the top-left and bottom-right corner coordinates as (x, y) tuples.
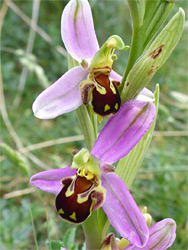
(68, 55), (102, 245)
(76, 105), (95, 150)
(67, 54), (96, 150)
(82, 211), (102, 250)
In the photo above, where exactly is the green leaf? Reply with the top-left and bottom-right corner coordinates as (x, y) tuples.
(63, 227), (76, 249)
(128, 0), (173, 33)
(116, 84), (159, 188)
(121, 8), (185, 103)
(70, 244), (78, 250)
(121, 0), (174, 87)
(46, 240), (64, 250)
(127, 0), (140, 28)
(129, 0), (146, 27)
(1, 143), (30, 174)
(97, 208), (111, 243)
(137, 0), (145, 26)
(143, 0), (174, 49)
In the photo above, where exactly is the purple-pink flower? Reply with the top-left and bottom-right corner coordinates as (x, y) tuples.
(30, 100), (156, 247)
(32, 0), (154, 119)
(124, 218), (176, 250)
(102, 219), (176, 250)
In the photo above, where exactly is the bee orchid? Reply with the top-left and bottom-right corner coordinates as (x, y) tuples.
(102, 219), (176, 250)
(32, 0), (153, 120)
(30, 100), (156, 247)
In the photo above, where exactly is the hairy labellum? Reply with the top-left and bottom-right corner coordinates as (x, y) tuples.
(92, 74), (121, 116)
(80, 73), (121, 117)
(56, 176), (94, 223)
(55, 166), (105, 223)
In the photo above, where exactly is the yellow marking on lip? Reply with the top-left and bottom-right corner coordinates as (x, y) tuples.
(110, 81), (117, 94)
(58, 208), (65, 214)
(96, 83), (106, 95)
(114, 103), (119, 110)
(104, 104), (111, 112)
(97, 115), (103, 124)
(69, 212), (77, 221)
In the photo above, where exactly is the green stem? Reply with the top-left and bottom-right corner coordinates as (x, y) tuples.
(120, 0), (143, 90)
(82, 211), (102, 250)
(67, 54), (101, 248)
(67, 54), (96, 150)
(76, 106), (95, 151)
(88, 106), (98, 140)
(120, 27), (143, 95)
(76, 108), (101, 249)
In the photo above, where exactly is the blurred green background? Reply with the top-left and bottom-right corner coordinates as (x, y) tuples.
(0, 0), (187, 249)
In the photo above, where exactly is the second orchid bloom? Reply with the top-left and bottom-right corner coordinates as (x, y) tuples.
(31, 100), (156, 247)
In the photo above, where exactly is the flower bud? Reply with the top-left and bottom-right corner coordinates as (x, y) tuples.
(142, 206), (152, 228)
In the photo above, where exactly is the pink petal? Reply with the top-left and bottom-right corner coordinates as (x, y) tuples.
(61, 0), (99, 62)
(125, 218), (176, 250)
(32, 66), (88, 119)
(110, 70), (122, 81)
(30, 167), (76, 194)
(91, 100), (156, 164)
(102, 172), (149, 247)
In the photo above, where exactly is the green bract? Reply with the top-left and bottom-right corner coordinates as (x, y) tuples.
(116, 84), (159, 188)
(121, 8), (185, 103)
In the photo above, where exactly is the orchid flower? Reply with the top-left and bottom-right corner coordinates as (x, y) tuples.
(124, 218), (176, 250)
(30, 100), (156, 247)
(102, 219), (176, 250)
(32, 0), (153, 120)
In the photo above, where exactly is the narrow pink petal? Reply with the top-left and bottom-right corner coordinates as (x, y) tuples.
(110, 70), (122, 81)
(91, 100), (156, 164)
(125, 219), (176, 250)
(32, 66), (88, 119)
(102, 172), (149, 247)
(61, 0), (99, 62)
(30, 167), (76, 194)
